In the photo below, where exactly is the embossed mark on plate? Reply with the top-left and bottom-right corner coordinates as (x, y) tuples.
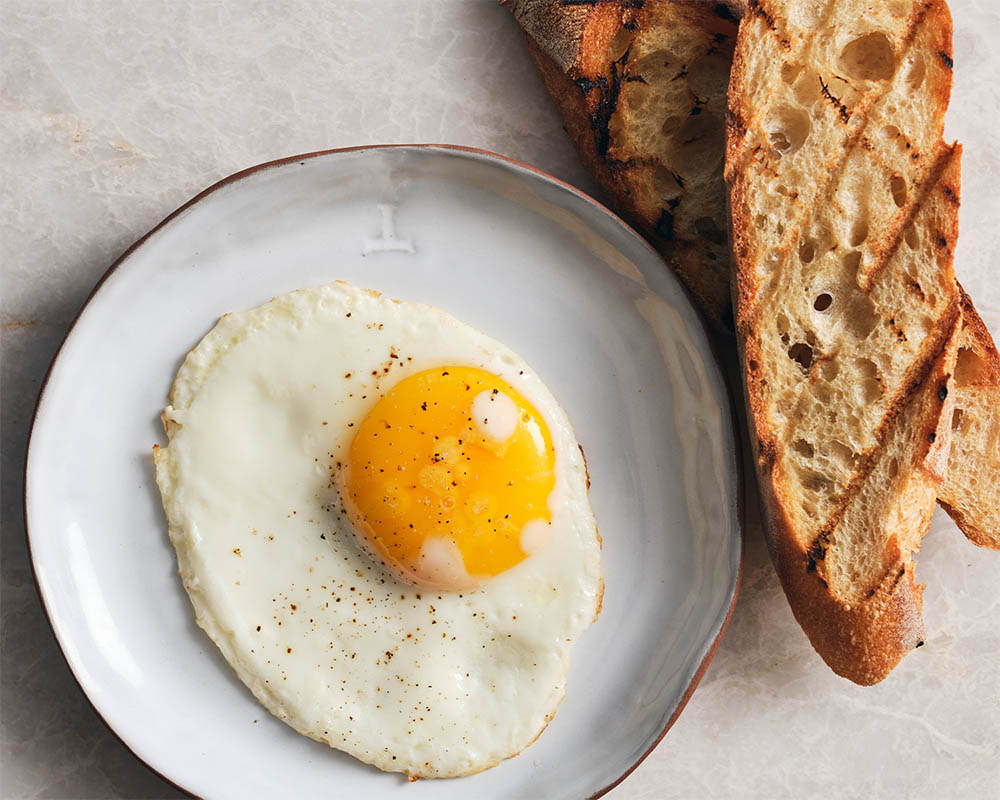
(362, 203), (414, 255)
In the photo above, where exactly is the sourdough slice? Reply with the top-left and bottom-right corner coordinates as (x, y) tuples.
(726, 0), (963, 683)
(504, 0), (745, 330)
(938, 288), (1000, 548)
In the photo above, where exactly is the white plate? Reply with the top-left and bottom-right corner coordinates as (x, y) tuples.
(26, 145), (742, 799)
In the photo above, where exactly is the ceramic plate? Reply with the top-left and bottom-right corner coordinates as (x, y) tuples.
(26, 145), (742, 799)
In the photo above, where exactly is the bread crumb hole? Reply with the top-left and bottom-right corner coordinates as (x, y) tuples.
(776, 312), (790, 339)
(951, 407), (965, 431)
(831, 441), (858, 466)
(906, 54), (926, 89)
(792, 439), (815, 458)
(781, 62), (802, 84)
(904, 226), (919, 250)
(661, 115), (684, 137)
(798, 239), (816, 263)
(769, 130), (791, 152)
(888, 457), (899, 479)
(858, 378), (882, 405)
(890, 175), (907, 207)
(819, 359), (839, 381)
(766, 105), (811, 156)
(788, 342), (814, 372)
(849, 217), (869, 247)
(813, 292), (833, 311)
(793, 68), (821, 106)
(855, 357), (878, 378)
(801, 470), (831, 493)
(955, 346), (985, 385)
(843, 250), (863, 274)
(847, 295), (878, 339)
(838, 32), (896, 81)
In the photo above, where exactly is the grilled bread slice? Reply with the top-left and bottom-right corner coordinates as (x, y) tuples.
(504, 0), (745, 330)
(938, 287), (1000, 548)
(726, 0), (965, 683)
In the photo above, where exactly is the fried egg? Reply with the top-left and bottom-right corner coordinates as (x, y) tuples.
(153, 281), (602, 778)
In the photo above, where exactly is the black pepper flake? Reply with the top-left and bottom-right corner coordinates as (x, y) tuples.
(928, 432), (937, 443)
(938, 385), (948, 401)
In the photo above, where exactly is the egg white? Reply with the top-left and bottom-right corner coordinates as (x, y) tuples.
(153, 281), (603, 778)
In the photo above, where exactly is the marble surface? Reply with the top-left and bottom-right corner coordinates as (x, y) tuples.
(2, 1), (998, 798)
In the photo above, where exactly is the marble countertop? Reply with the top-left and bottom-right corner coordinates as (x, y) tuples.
(3, 1), (998, 798)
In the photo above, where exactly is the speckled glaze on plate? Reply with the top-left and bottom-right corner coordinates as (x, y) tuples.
(25, 145), (742, 800)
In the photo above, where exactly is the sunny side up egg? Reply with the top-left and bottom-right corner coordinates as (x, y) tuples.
(153, 281), (603, 779)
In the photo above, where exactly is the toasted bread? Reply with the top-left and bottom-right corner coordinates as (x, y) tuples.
(504, 0), (745, 330)
(726, 0), (966, 683)
(938, 287), (1000, 549)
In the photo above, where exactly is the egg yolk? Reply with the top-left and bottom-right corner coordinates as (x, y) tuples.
(339, 366), (556, 590)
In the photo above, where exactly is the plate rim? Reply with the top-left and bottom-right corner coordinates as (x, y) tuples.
(23, 142), (745, 800)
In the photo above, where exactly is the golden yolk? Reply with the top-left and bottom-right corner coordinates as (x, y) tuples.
(339, 366), (556, 590)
